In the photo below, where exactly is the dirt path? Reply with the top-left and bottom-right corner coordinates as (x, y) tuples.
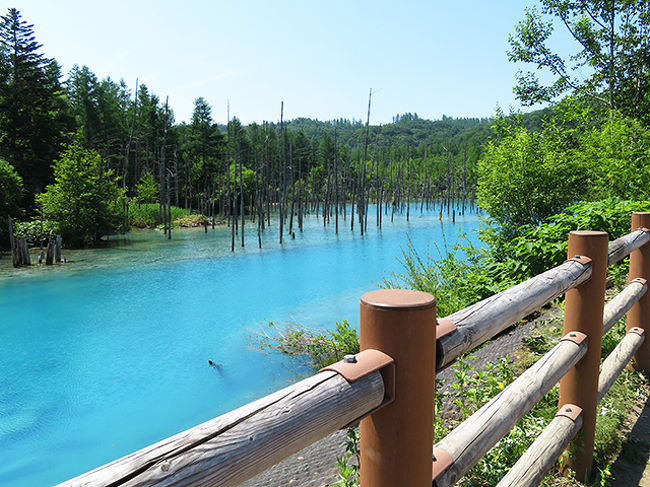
(610, 388), (650, 487)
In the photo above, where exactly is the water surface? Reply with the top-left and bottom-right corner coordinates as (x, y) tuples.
(0, 206), (481, 486)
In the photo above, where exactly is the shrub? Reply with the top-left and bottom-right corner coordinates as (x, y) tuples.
(128, 202), (192, 228)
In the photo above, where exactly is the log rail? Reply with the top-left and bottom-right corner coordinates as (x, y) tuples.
(58, 213), (650, 487)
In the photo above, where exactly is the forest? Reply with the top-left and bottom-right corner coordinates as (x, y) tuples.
(1, 1), (650, 255)
(0, 7), (525, 253)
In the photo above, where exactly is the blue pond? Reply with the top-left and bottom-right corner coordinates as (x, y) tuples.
(0, 206), (482, 486)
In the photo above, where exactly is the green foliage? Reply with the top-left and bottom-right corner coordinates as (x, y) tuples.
(228, 162), (256, 203)
(579, 114), (650, 200)
(478, 105), (650, 243)
(127, 202), (191, 228)
(330, 428), (360, 487)
(0, 158), (23, 217)
(501, 199), (650, 278)
(0, 158), (23, 246)
(12, 219), (59, 243)
(173, 213), (209, 227)
(385, 200), (648, 324)
(135, 171), (159, 204)
(477, 122), (587, 241)
(508, 1), (650, 121)
(0, 8), (73, 200)
(447, 356), (515, 420)
(382, 233), (516, 317)
(37, 134), (125, 246)
(255, 320), (359, 371)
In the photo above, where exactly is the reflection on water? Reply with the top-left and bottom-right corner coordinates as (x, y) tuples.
(0, 206), (482, 486)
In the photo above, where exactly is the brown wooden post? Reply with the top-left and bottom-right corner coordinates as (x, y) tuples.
(559, 230), (608, 482)
(359, 289), (436, 487)
(627, 212), (650, 370)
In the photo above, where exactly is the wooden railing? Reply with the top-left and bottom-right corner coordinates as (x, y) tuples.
(58, 212), (650, 487)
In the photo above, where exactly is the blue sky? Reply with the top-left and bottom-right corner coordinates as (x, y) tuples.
(15, 1), (573, 125)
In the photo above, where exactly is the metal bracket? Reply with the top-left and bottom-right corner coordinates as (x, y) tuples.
(628, 327), (645, 336)
(631, 277), (648, 286)
(437, 318), (457, 339)
(566, 255), (593, 266)
(432, 446), (453, 482)
(561, 331), (587, 345)
(556, 404), (582, 422)
(321, 349), (395, 428)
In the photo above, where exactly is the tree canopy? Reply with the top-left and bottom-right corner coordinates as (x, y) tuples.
(37, 135), (125, 246)
(0, 8), (72, 202)
(509, 1), (650, 121)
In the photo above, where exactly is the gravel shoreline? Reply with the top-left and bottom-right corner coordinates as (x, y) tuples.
(241, 307), (559, 487)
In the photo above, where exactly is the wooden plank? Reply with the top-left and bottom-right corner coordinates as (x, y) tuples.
(598, 331), (645, 402)
(57, 370), (384, 487)
(438, 260), (592, 369)
(608, 229), (650, 266)
(434, 337), (587, 487)
(495, 414), (582, 487)
(602, 280), (647, 335)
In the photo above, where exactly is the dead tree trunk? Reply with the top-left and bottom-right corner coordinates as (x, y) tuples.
(8, 217), (19, 267)
(55, 235), (62, 262)
(239, 133), (245, 248)
(334, 127), (339, 234)
(279, 102), (285, 244)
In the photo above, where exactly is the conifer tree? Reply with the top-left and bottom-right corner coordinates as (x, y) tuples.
(0, 8), (72, 202)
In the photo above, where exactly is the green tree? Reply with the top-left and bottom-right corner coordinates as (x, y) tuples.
(135, 171), (159, 203)
(0, 8), (72, 200)
(477, 121), (588, 241)
(0, 157), (23, 246)
(508, 1), (650, 121)
(183, 97), (224, 211)
(37, 135), (125, 246)
(577, 113), (650, 200)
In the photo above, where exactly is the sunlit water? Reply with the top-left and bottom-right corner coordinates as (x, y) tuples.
(0, 205), (482, 486)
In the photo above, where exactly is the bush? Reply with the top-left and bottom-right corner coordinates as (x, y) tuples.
(477, 124), (588, 242)
(0, 158), (24, 248)
(381, 234), (516, 317)
(13, 219), (59, 244)
(128, 202), (192, 228)
(174, 213), (208, 227)
(37, 136), (126, 246)
(501, 199), (650, 279)
(254, 320), (359, 371)
(383, 200), (649, 318)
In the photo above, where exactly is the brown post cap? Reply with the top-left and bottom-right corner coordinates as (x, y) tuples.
(361, 289), (435, 311)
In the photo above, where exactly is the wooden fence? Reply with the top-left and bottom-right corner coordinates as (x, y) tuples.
(57, 212), (650, 487)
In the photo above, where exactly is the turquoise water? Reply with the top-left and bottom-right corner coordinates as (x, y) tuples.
(0, 206), (481, 486)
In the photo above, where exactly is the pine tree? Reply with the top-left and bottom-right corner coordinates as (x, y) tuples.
(0, 8), (72, 203)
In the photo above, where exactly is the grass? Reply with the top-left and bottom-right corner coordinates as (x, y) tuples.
(253, 319), (360, 371)
(127, 202), (193, 228)
(455, 303), (648, 487)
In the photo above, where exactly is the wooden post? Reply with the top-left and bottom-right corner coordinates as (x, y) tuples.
(19, 237), (30, 265)
(627, 212), (650, 370)
(46, 238), (54, 265)
(359, 289), (436, 487)
(55, 235), (62, 263)
(558, 230), (608, 482)
(8, 216), (19, 267)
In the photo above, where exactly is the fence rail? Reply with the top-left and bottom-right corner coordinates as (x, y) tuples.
(58, 212), (650, 487)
